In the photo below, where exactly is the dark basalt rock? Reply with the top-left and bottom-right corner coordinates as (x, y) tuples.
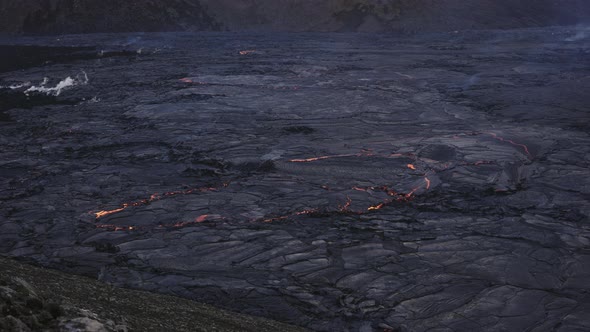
(0, 27), (589, 331)
(283, 126), (315, 135)
(0, 111), (12, 122)
(0, 45), (136, 73)
(419, 144), (457, 162)
(0, 89), (78, 111)
(234, 160), (277, 174)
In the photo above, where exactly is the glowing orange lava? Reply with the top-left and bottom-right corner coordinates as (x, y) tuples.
(289, 150), (420, 164)
(263, 208), (318, 223)
(339, 196), (353, 212)
(289, 153), (361, 163)
(96, 224), (134, 231)
(487, 132), (531, 157)
(368, 203), (385, 211)
(260, 175), (435, 223)
(295, 209), (319, 216)
(93, 186), (220, 219)
(93, 146), (442, 230)
(95, 207), (126, 218)
(171, 214), (214, 228)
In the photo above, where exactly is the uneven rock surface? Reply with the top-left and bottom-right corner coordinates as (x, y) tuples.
(1, 27), (590, 331)
(0, 256), (305, 331)
(1, 0), (589, 34)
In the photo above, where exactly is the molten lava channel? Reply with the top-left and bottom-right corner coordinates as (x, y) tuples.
(90, 132), (525, 231)
(93, 185), (221, 220)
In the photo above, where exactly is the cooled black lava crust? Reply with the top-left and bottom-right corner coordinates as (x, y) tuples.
(1, 29), (589, 331)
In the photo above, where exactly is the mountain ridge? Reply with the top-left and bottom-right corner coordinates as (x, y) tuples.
(0, 1), (589, 35)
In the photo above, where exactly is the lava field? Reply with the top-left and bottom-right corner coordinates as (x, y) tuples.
(1, 28), (589, 331)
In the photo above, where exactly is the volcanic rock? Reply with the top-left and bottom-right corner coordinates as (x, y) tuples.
(0, 25), (589, 331)
(0, 0), (589, 34)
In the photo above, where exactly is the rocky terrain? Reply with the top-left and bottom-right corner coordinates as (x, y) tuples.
(0, 0), (219, 34)
(0, 256), (306, 331)
(1, 0), (589, 34)
(1, 26), (590, 331)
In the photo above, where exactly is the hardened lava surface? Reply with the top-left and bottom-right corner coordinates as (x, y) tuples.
(1, 28), (589, 331)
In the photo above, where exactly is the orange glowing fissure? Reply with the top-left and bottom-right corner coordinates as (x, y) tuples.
(96, 176), (434, 229)
(289, 150), (417, 163)
(93, 186), (220, 219)
(263, 209), (319, 223)
(262, 176), (432, 223)
(487, 132), (531, 157)
(96, 224), (134, 231)
(360, 176), (431, 204)
(339, 196), (353, 212)
(93, 131), (528, 230)
(289, 153), (365, 163)
(171, 214), (221, 228)
(425, 177), (431, 190)
(367, 203), (385, 211)
(95, 149), (439, 229)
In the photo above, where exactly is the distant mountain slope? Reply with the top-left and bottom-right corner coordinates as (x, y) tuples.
(0, 0), (589, 34)
(0, 0), (220, 34)
(200, 0), (590, 33)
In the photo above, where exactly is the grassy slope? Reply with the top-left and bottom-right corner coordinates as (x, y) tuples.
(0, 256), (307, 332)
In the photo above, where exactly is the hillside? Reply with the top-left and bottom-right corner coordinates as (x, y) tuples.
(0, 0), (589, 34)
(0, 256), (307, 332)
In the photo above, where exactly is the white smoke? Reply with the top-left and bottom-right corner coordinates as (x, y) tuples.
(85, 96), (101, 104)
(24, 71), (89, 96)
(566, 26), (590, 42)
(0, 82), (31, 90)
